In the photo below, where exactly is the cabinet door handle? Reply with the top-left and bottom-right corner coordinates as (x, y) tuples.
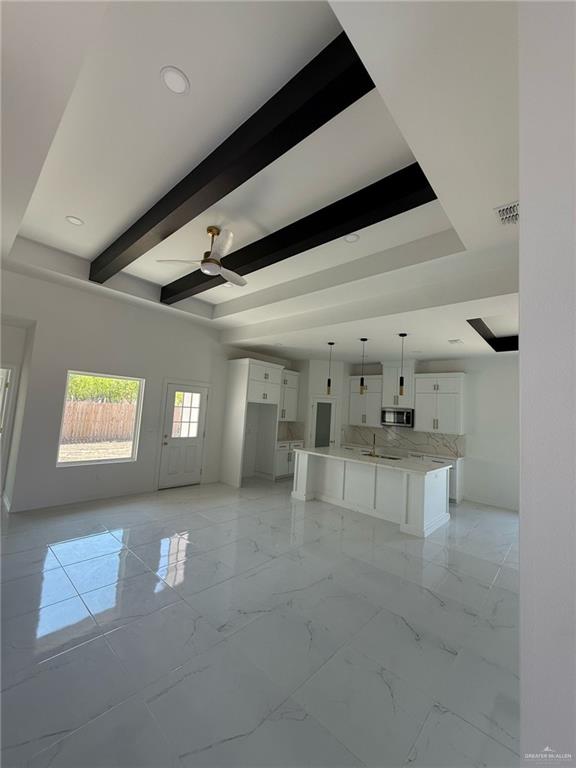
(264, 372), (269, 380)
(263, 392), (267, 400)
(281, 408), (285, 419)
(361, 414), (366, 424)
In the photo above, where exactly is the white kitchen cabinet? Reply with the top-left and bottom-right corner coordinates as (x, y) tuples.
(382, 362), (415, 409)
(348, 376), (382, 427)
(374, 466), (407, 524)
(414, 374), (466, 435)
(279, 370), (299, 421)
(275, 447), (290, 477)
(437, 393), (462, 435)
(413, 392), (436, 432)
(247, 379), (281, 405)
(221, 358), (285, 488)
(281, 371), (299, 389)
(250, 363), (281, 385)
(274, 440), (304, 479)
(343, 461), (376, 511)
(421, 455), (464, 503)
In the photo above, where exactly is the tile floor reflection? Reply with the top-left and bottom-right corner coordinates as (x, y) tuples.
(1, 479), (519, 767)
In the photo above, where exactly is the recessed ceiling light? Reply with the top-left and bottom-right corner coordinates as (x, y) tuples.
(344, 233), (360, 243)
(160, 66), (190, 95)
(65, 215), (84, 226)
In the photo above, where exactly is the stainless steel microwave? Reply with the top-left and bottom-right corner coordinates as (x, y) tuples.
(381, 408), (414, 428)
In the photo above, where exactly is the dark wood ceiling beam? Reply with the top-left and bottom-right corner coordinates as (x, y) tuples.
(161, 162), (437, 304)
(89, 33), (374, 284)
(467, 318), (519, 351)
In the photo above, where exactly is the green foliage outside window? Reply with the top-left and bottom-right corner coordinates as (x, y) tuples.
(67, 374), (140, 403)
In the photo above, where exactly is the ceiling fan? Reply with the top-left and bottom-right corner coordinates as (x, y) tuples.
(156, 226), (247, 286)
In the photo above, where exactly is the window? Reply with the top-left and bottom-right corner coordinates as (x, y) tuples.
(57, 371), (144, 465)
(171, 391), (201, 438)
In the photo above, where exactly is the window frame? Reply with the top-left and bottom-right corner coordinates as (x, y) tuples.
(56, 370), (145, 468)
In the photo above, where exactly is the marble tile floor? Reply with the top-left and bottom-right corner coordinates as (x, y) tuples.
(1, 479), (519, 767)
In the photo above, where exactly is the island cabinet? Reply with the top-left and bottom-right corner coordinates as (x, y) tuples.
(292, 448), (451, 537)
(343, 461), (375, 510)
(374, 466), (407, 524)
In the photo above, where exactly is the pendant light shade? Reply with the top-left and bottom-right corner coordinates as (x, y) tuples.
(398, 333), (407, 397)
(326, 342), (335, 395)
(359, 338), (368, 394)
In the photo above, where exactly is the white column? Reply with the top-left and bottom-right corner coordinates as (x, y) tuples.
(519, 3), (576, 762)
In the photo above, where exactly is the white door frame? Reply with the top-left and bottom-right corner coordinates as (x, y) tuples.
(155, 378), (211, 490)
(309, 395), (339, 448)
(1, 364), (20, 493)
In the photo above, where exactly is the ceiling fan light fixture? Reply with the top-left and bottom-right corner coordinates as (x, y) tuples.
(199, 259), (221, 276)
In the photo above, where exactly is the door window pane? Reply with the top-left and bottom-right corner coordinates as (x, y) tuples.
(57, 372), (144, 464)
(171, 391), (202, 439)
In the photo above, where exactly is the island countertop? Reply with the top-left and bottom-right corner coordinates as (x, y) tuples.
(293, 446), (452, 475)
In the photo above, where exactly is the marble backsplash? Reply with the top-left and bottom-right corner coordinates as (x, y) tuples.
(342, 425), (465, 458)
(277, 421), (305, 441)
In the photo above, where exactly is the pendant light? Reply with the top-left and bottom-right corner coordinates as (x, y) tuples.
(326, 342), (335, 395)
(359, 338), (368, 394)
(398, 333), (407, 396)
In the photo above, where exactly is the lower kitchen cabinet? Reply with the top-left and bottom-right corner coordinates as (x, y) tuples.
(274, 441), (304, 478)
(375, 466), (407, 524)
(343, 462), (376, 510)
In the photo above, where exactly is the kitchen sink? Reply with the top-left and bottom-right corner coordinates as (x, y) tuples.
(361, 452), (402, 460)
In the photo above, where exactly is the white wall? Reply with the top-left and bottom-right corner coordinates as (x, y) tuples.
(519, 4), (576, 761)
(1, 323), (27, 367)
(417, 356), (519, 510)
(2, 269), (230, 513)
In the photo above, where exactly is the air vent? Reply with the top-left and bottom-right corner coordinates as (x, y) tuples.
(495, 201), (519, 225)
(448, 339), (464, 345)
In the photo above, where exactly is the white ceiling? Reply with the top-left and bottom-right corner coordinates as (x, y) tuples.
(6, 1), (519, 365)
(236, 294), (519, 363)
(19, 1), (341, 258)
(332, 1), (518, 252)
(123, 90), (415, 291)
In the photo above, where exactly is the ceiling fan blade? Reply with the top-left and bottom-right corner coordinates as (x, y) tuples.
(211, 228), (234, 259)
(220, 267), (247, 287)
(155, 259), (202, 265)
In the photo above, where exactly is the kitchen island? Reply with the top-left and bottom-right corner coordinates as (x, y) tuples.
(292, 447), (451, 537)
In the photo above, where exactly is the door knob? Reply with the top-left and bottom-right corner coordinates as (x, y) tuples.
(163, 441), (168, 446)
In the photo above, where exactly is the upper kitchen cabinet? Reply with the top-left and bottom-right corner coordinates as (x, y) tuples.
(414, 373), (466, 434)
(279, 370), (299, 422)
(382, 361), (415, 409)
(349, 375), (382, 427)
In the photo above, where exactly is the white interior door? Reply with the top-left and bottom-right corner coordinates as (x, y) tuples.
(159, 384), (208, 489)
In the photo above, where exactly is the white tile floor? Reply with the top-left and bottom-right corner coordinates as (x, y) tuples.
(1, 479), (519, 767)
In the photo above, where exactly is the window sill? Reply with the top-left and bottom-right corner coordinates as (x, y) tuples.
(56, 456), (138, 468)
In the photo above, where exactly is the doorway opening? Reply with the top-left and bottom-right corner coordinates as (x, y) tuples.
(311, 397), (336, 448)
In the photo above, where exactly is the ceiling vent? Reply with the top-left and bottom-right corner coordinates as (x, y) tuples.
(495, 201), (519, 225)
(448, 339), (464, 345)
